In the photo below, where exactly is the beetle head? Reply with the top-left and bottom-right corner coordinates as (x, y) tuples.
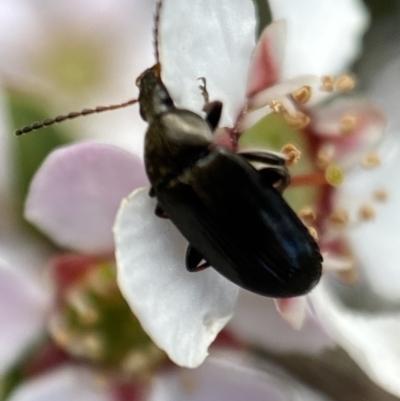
(137, 64), (174, 122)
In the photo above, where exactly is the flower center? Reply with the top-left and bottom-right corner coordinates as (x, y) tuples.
(49, 259), (166, 376)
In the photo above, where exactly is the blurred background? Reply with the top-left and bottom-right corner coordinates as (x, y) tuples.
(1, 0), (400, 400)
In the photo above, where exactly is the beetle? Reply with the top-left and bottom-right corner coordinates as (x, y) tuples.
(137, 64), (322, 298)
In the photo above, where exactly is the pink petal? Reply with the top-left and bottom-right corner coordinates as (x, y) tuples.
(149, 349), (330, 401)
(8, 365), (112, 401)
(246, 20), (286, 97)
(159, 0), (256, 127)
(0, 259), (49, 372)
(25, 143), (148, 254)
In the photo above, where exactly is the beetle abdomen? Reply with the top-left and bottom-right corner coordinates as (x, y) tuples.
(155, 147), (322, 298)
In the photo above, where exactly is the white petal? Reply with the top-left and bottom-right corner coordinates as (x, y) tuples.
(149, 349), (331, 401)
(159, 0), (256, 127)
(0, 259), (49, 373)
(269, 0), (369, 78)
(228, 291), (333, 354)
(8, 365), (112, 401)
(312, 281), (400, 398)
(333, 137), (400, 302)
(114, 187), (238, 368)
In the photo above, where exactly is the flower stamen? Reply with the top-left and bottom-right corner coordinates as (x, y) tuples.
(281, 143), (301, 167)
(335, 74), (356, 91)
(321, 75), (335, 92)
(283, 111), (310, 130)
(292, 85), (312, 104)
(361, 153), (381, 169)
(339, 114), (357, 135)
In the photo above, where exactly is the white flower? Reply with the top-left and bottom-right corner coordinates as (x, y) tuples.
(114, 0), (368, 368)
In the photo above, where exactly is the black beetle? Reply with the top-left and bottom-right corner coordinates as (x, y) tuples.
(137, 64), (322, 298)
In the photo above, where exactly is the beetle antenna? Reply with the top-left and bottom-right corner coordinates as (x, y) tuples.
(15, 98), (138, 136)
(154, 0), (163, 64)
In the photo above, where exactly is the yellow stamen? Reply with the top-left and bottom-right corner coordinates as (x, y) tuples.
(373, 188), (388, 202)
(339, 114), (357, 135)
(328, 209), (349, 228)
(283, 111), (310, 130)
(335, 74), (356, 91)
(362, 153), (381, 169)
(321, 75), (335, 92)
(307, 226), (319, 241)
(298, 206), (316, 223)
(292, 85), (312, 104)
(281, 143), (301, 167)
(359, 204), (376, 221)
(268, 99), (285, 113)
(316, 145), (335, 170)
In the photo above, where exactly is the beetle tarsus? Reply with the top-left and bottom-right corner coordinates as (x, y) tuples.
(239, 151), (290, 194)
(155, 204), (168, 219)
(204, 101), (222, 130)
(186, 246), (210, 272)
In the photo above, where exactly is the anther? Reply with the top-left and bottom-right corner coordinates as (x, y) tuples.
(307, 226), (319, 241)
(339, 114), (357, 135)
(283, 111), (310, 130)
(268, 99), (285, 113)
(292, 85), (312, 104)
(328, 209), (349, 228)
(316, 145), (335, 170)
(361, 153), (381, 169)
(373, 188), (388, 202)
(298, 206), (316, 224)
(359, 204), (376, 221)
(335, 74), (356, 91)
(321, 75), (335, 92)
(281, 143), (301, 167)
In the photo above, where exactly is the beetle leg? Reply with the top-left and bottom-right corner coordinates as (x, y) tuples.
(149, 187), (156, 197)
(155, 203), (168, 219)
(197, 77), (222, 130)
(239, 151), (290, 194)
(259, 167), (290, 194)
(204, 101), (222, 130)
(186, 245), (210, 272)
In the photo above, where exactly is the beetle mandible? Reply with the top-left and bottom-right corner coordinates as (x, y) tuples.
(137, 64), (322, 298)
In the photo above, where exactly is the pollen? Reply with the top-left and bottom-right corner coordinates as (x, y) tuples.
(373, 188), (388, 202)
(328, 209), (349, 228)
(361, 153), (381, 169)
(281, 143), (301, 167)
(335, 74), (356, 91)
(283, 111), (310, 130)
(81, 333), (105, 360)
(307, 226), (319, 241)
(268, 99), (285, 113)
(339, 114), (357, 135)
(292, 85), (312, 104)
(298, 206), (316, 223)
(316, 145), (335, 170)
(359, 204), (376, 221)
(321, 75), (335, 92)
(325, 165), (344, 186)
